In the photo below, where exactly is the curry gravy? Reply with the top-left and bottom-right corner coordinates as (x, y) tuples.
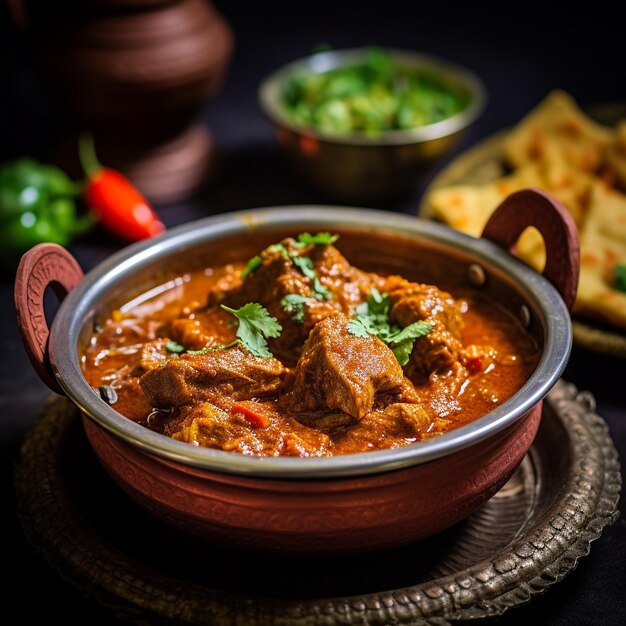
(81, 243), (540, 457)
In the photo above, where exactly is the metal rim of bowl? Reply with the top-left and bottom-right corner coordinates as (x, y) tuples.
(49, 206), (571, 480)
(258, 47), (488, 147)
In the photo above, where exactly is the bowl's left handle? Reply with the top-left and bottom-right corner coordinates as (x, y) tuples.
(14, 243), (84, 394)
(481, 187), (580, 311)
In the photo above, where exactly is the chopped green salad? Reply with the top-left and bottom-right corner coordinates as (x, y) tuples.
(281, 46), (470, 137)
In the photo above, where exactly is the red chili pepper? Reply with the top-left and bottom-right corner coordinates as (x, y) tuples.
(231, 401), (271, 428)
(79, 134), (165, 242)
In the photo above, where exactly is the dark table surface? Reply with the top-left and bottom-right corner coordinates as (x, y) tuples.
(2, 1), (625, 624)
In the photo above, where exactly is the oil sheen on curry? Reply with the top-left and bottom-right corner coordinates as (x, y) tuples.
(81, 233), (540, 457)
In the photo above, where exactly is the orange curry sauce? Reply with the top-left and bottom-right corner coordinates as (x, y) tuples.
(81, 240), (540, 457)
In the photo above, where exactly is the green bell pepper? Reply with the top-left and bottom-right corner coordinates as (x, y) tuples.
(0, 157), (91, 269)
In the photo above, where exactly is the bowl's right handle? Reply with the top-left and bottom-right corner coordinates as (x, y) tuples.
(481, 187), (580, 311)
(14, 243), (84, 394)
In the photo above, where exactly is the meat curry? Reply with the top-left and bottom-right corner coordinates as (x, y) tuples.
(81, 232), (540, 457)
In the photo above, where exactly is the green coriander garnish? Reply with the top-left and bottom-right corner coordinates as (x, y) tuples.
(281, 46), (469, 137)
(166, 303), (283, 359)
(614, 263), (626, 293)
(266, 243), (290, 257)
(385, 321), (434, 365)
(240, 233), (339, 279)
(281, 293), (311, 323)
(186, 346), (210, 355)
(165, 340), (185, 354)
(164, 340), (237, 356)
(239, 233), (338, 322)
(291, 255), (332, 300)
(240, 255), (262, 279)
(347, 288), (432, 365)
(296, 232), (339, 246)
(221, 303), (282, 358)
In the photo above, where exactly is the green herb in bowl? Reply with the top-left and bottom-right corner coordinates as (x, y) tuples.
(258, 46), (485, 201)
(280, 47), (471, 137)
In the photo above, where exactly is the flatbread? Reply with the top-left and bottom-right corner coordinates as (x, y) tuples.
(422, 89), (626, 332)
(575, 182), (626, 329)
(426, 159), (596, 273)
(605, 120), (626, 189)
(503, 89), (612, 173)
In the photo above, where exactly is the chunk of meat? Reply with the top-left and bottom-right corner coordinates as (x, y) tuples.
(284, 314), (406, 419)
(383, 275), (465, 380)
(279, 432), (331, 457)
(169, 318), (214, 351)
(380, 403), (434, 435)
(375, 377), (421, 408)
(170, 402), (332, 456)
(326, 403), (448, 453)
(222, 239), (375, 363)
(307, 242), (375, 311)
(222, 239), (326, 362)
(170, 402), (235, 445)
(168, 307), (237, 351)
(127, 338), (170, 377)
(381, 404), (452, 441)
(412, 361), (470, 419)
(139, 344), (287, 409)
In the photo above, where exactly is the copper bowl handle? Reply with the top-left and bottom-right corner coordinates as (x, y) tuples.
(14, 243), (84, 394)
(481, 187), (580, 311)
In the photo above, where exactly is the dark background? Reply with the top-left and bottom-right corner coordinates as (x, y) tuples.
(1, 1), (625, 624)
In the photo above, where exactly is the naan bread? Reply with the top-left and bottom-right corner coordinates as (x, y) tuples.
(423, 90), (626, 332)
(575, 182), (626, 329)
(503, 89), (612, 173)
(427, 159), (596, 272)
(427, 171), (533, 237)
(605, 120), (626, 189)
(426, 163), (546, 269)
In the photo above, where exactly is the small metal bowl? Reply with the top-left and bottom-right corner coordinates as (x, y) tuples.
(258, 47), (487, 203)
(15, 189), (578, 555)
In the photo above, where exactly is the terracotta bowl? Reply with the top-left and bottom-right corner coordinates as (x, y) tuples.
(15, 188), (579, 554)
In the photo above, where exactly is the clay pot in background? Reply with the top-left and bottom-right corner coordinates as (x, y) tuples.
(11, 0), (234, 204)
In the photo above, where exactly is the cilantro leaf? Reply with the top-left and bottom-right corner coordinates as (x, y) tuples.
(292, 255), (332, 300)
(165, 340), (185, 354)
(296, 232), (339, 246)
(356, 287), (390, 326)
(291, 254), (313, 274)
(166, 340), (240, 356)
(266, 243), (290, 258)
(347, 290), (432, 365)
(346, 318), (371, 337)
(385, 320), (433, 344)
(614, 263), (626, 293)
(390, 340), (415, 367)
(221, 303), (282, 358)
(186, 347), (209, 355)
(385, 321), (433, 366)
(281, 293), (310, 323)
(240, 255), (262, 279)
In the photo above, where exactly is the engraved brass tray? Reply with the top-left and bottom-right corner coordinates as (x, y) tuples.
(14, 380), (620, 625)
